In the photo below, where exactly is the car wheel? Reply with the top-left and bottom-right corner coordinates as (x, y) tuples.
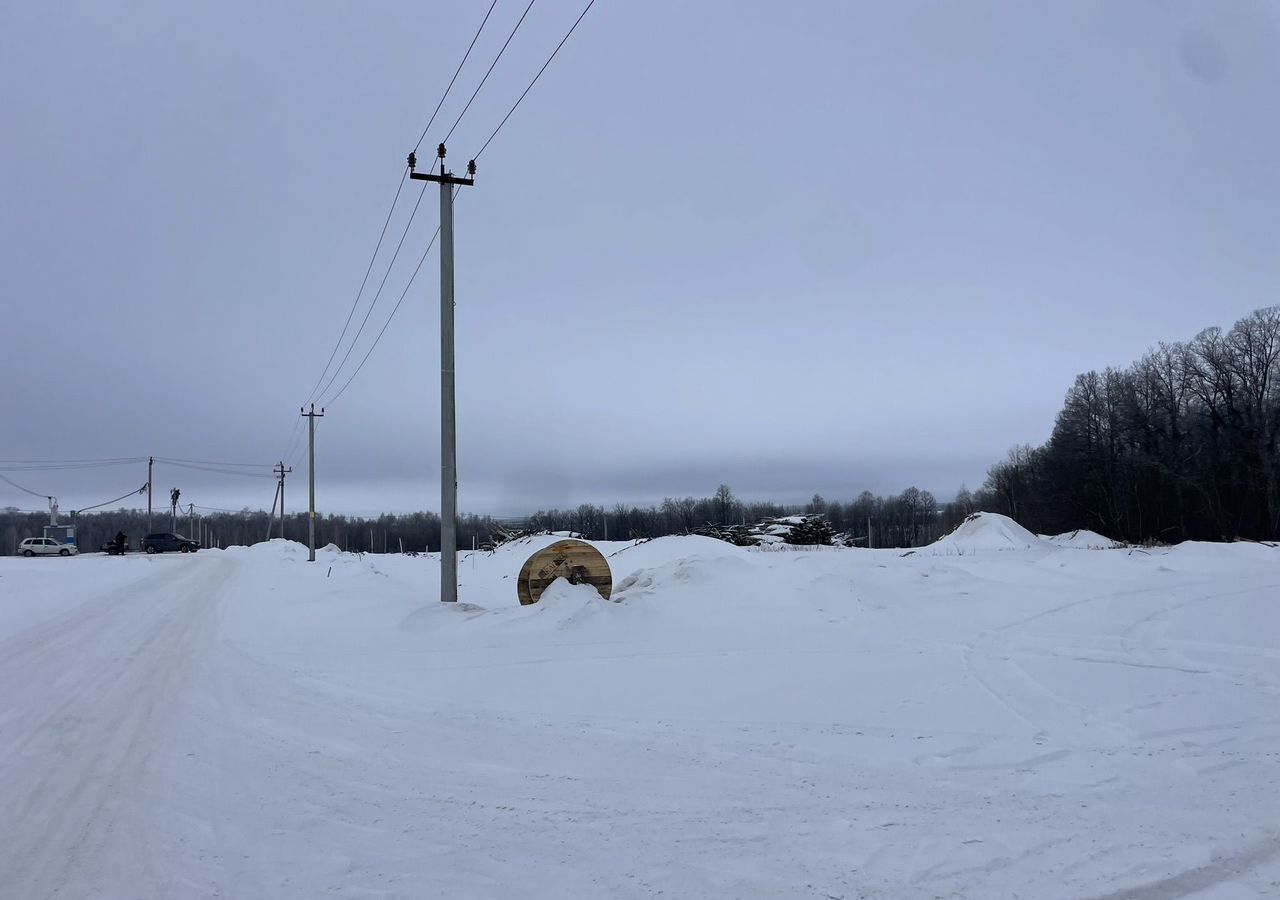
(59, 548), (70, 556)
(22, 549), (34, 557)
(146, 545), (157, 554)
(179, 545), (190, 553)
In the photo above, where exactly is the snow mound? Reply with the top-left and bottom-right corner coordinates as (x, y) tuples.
(1046, 529), (1122, 549)
(931, 512), (1043, 551)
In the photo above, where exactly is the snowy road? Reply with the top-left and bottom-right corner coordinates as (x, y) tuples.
(0, 555), (236, 897)
(1, 532), (1278, 898)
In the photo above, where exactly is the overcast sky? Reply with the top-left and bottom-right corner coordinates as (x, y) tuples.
(2, 0), (1278, 517)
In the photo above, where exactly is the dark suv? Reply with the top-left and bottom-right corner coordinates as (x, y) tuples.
(143, 532), (200, 554)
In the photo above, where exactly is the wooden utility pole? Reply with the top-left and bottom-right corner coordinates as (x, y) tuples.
(409, 143), (475, 603)
(301, 405), (325, 562)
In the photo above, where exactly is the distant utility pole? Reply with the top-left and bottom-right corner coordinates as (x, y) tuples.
(147, 456), (154, 532)
(301, 404), (324, 562)
(274, 461), (292, 540)
(188, 503), (195, 540)
(409, 143), (475, 604)
(170, 487), (180, 532)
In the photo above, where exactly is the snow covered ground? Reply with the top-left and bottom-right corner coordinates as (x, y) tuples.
(1, 525), (1278, 899)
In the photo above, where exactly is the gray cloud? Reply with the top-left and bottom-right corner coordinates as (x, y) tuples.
(3, 0), (1278, 515)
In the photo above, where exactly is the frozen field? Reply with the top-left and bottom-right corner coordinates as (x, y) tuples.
(1, 522), (1277, 898)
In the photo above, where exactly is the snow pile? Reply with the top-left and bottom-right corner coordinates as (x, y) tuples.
(930, 511), (1043, 551)
(1046, 529), (1123, 549)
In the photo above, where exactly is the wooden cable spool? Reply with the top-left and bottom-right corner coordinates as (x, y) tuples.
(517, 539), (613, 606)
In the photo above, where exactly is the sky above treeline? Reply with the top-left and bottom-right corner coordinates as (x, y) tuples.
(2, 0), (1278, 516)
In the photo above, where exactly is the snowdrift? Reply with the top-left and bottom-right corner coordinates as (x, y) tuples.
(929, 512), (1043, 552)
(1045, 529), (1123, 549)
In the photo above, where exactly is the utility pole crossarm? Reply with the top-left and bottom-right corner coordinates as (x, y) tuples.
(409, 171), (475, 186)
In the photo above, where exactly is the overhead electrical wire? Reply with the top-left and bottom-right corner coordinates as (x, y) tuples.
(312, 182), (432, 403)
(155, 460), (274, 479)
(154, 457), (274, 469)
(441, 0), (539, 145)
(0, 473), (52, 499)
(0, 456), (144, 464)
(193, 503), (264, 514)
(323, 224), (443, 407)
(300, 170), (410, 409)
(0, 458), (145, 471)
(282, 419), (307, 468)
(414, 0), (503, 152)
(473, 0), (598, 161)
(296, 0), (505, 422)
(286, 414), (321, 468)
(324, 1), (599, 406)
(74, 484), (149, 515)
(299, 0), (595, 416)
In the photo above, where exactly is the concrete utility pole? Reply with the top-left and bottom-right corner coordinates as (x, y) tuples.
(188, 503), (195, 539)
(274, 461), (292, 540)
(301, 404), (324, 562)
(147, 456), (154, 532)
(409, 144), (475, 603)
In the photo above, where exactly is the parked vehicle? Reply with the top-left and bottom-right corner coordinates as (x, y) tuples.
(142, 532), (200, 554)
(19, 537), (79, 557)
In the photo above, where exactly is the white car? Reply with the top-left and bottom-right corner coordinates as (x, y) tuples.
(18, 537), (79, 557)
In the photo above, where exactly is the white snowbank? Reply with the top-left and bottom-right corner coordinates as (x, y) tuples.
(1046, 529), (1123, 549)
(5, 533), (1279, 898)
(930, 511), (1043, 551)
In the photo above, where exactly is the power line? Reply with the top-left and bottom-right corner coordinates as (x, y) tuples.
(0, 456), (144, 464)
(414, 0), (503, 151)
(323, 0), (598, 405)
(324, 224), (443, 406)
(474, 0), (598, 161)
(0, 458), (145, 471)
(282, 417), (308, 468)
(298, 0), (504, 418)
(313, 181), (432, 403)
(301, 169), (410, 409)
(442, 0), (539, 146)
(154, 457), (274, 469)
(0, 473), (52, 499)
(192, 503), (266, 514)
(154, 460), (275, 479)
(74, 484), (149, 514)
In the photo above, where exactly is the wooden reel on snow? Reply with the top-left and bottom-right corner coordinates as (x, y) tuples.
(517, 539), (613, 606)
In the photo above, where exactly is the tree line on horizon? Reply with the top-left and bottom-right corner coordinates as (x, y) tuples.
(3, 306), (1274, 555)
(0, 486), (969, 555)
